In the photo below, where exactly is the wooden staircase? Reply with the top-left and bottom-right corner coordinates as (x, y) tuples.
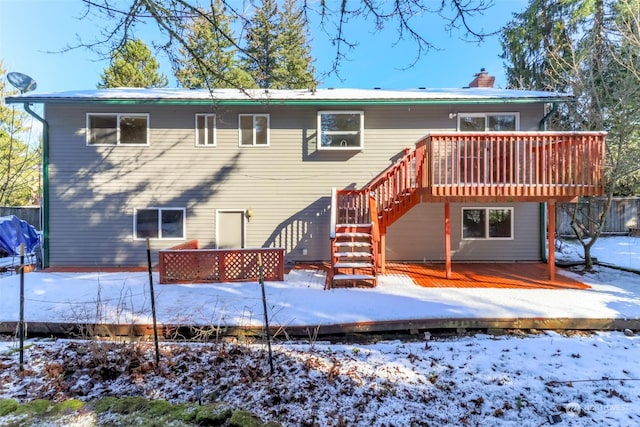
(331, 223), (377, 288)
(329, 146), (426, 289)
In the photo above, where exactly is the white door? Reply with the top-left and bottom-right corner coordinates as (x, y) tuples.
(216, 210), (245, 249)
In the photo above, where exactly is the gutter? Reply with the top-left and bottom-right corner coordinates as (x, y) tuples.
(7, 97), (571, 107)
(23, 103), (49, 268)
(538, 102), (559, 262)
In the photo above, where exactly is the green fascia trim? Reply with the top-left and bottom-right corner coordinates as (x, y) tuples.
(7, 97), (569, 106)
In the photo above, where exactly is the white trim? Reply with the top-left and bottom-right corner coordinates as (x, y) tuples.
(317, 110), (364, 150)
(238, 114), (270, 147)
(215, 209), (247, 249)
(86, 113), (150, 146)
(457, 112), (520, 131)
(195, 113), (216, 147)
(461, 207), (514, 240)
(133, 207), (186, 240)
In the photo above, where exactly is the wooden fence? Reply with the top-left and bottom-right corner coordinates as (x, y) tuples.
(556, 197), (639, 236)
(158, 240), (285, 284)
(0, 206), (40, 229)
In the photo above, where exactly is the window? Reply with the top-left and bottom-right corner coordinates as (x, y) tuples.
(87, 113), (149, 145)
(458, 113), (519, 131)
(134, 208), (185, 240)
(462, 207), (513, 240)
(195, 114), (216, 146)
(239, 114), (269, 146)
(318, 111), (364, 150)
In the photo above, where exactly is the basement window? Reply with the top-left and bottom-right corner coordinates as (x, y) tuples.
(317, 111), (364, 150)
(134, 208), (185, 240)
(462, 207), (513, 240)
(87, 113), (149, 145)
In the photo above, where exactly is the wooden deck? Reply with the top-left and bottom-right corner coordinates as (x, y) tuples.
(384, 262), (589, 290)
(295, 262), (589, 290)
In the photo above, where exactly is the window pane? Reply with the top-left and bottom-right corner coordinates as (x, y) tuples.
(463, 209), (485, 238)
(88, 115), (117, 145)
(161, 210), (184, 238)
(136, 209), (159, 238)
(459, 116), (486, 131)
(489, 209), (512, 238)
(255, 115), (268, 145)
(120, 116), (147, 144)
(196, 115), (206, 146)
(320, 113), (362, 148)
(488, 115), (516, 131)
(240, 116), (254, 146)
(206, 116), (215, 145)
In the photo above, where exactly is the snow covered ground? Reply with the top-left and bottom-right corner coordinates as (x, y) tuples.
(1, 236), (639, 328)
(1, 237), (639, 426)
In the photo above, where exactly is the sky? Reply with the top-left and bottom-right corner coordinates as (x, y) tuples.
(0, 0), (530, 93)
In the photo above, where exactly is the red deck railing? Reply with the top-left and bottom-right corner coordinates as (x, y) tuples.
(333, 131), (606, 234)
(419, 131), (606, 199)
(158, 240), (285, 284)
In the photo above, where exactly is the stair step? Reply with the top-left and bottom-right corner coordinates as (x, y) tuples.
(335, 232), (372, 238)
(334, 262), (375, 268)
(336, 223), (372, 228)
(333, 274), (377, 281)
(334, 252), (373, 258)
(334, 241), (372, 248)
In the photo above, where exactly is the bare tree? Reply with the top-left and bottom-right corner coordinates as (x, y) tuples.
(550, 0), (640, 269)
(74, 0), (496, 86)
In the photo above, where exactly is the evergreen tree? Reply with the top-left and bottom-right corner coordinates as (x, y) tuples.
(174, 1), (255, 89)
(243, 0), (317, 89)
(98, 39), (168, 88)
(275, 0), (317, 89)
(0, 61), (41, 206)
(243, 0), (281, 89)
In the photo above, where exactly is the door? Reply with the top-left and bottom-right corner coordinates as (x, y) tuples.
(216, 210), (246, 249)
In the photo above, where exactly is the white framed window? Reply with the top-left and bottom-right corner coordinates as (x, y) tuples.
(462, 207), (513, 240)
(195, 114), (216, 147)
(458, 113), (519, 131)
(87, 113), (149, 146)
(134, 208), (186, 240)
(317, 111), (364, 150)
(239, 114), (269, 147)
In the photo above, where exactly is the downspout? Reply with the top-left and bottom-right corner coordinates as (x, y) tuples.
(538, 102), (559, 262)
(23, 103), (49, 268)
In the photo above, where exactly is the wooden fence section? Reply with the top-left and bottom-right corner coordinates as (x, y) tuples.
(557, 198), (640, 236)
(158, 241), (285, 284)
(0, 206), (40, 229)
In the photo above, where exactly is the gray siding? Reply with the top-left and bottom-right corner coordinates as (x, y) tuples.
(44, 102), (546, 267)
(386, 202), (541, 262)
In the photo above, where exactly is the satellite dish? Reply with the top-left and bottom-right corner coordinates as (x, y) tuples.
(7, 72), (37, 93)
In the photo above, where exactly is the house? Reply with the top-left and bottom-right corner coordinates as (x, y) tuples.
(7, 71), (605, 286)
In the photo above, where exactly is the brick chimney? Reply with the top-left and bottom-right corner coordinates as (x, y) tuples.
(469, 68), (495, 88)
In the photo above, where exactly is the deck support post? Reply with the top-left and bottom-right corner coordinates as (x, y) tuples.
(380, 232), (386, 274)
(444, 202), (452, 279)
(548, 200), (556, 281)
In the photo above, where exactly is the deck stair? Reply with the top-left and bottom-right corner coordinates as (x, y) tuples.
(329, 147), (423, 288)
(331, 223), (377, 288)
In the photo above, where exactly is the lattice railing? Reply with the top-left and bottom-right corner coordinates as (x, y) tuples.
(159, 242), (285, 284)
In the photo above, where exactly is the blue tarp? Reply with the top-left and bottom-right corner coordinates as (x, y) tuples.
(0, 215), (41, 256)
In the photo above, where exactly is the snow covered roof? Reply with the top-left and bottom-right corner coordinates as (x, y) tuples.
(6, 87), (571, 106)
